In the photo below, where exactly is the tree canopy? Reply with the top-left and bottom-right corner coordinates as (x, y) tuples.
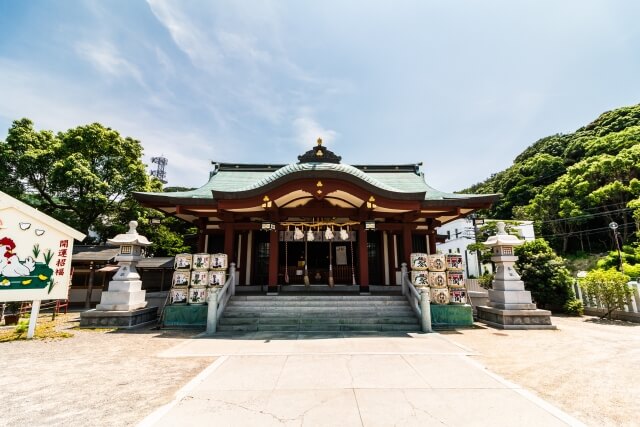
(0, 118), (161, 241)
(464, 104), (640, 254)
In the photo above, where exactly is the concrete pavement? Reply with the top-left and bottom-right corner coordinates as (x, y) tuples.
(139, 332), (585, 426)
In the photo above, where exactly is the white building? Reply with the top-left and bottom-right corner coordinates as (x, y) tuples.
(436, 218), (535, 278)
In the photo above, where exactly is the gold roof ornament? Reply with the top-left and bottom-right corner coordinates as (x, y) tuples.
(297, 137), (341, 164)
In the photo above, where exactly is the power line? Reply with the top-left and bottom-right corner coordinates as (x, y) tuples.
(540, 222), (636, 239)
(535, 207), (633, 224)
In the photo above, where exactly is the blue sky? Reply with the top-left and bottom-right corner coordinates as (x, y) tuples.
(1, 1), (639, 192)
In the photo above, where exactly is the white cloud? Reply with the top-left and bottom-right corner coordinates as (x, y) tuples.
(146, 0), (222, 70)
(0, 58), (217, 188)
(216, 30), (273, 65)
(293, 114), (338, 148)
(75, 41), (145, 87)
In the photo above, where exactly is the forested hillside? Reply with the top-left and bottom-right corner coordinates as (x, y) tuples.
(464, 104), (640, 254)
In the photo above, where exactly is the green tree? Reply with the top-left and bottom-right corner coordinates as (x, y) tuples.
(514, 239), (574, 309)
(582, 269), (632, 319)
(463, 104), (640, 255)
(137, 214), (196, 257)
(0, 118), (161, 240)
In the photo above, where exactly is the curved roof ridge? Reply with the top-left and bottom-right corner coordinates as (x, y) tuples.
(235, 162), (410, 193)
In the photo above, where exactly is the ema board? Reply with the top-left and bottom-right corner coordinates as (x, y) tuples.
(0, 191), (85, 303)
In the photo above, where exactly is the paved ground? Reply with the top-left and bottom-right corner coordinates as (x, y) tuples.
(2, 313), (638, 426)
(445, 315), (640, 427)
(140, 332), (583, 426)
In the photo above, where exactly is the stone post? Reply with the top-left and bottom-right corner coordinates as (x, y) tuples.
(206, 287), (220, 334)
(230, 262), (236, 296)
(420, 289), (432, 333)
(401, 262), (408, 296)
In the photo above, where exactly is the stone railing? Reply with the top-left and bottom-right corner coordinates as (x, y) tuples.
(400, 263), (432, 333)
(574, 280), (640, 323)
(206, 262), (236, 334)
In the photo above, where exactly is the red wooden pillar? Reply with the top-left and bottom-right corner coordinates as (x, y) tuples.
(403, 225), (412, 267)
(358, 227), (369, 292)
(390, 232), (397, 285)
(197, 218), (208, 252)
(224, 224), (234, 263)
(268, 229), (279, 292)
(428, 230), (437, 254)
(239, 232), (248, 285)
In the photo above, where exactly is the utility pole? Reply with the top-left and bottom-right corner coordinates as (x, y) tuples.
(471, 215), (484, 276)
(609, 222), (624, 273)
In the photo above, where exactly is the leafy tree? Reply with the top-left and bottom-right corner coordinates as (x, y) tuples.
(0, 118), (161, 241)
(463, 104), (640, 255)
(514, 239), (574, 309)
(596, 245), (640, 279)
(581, 269), (632, 319)
(137, 214), (197, 257)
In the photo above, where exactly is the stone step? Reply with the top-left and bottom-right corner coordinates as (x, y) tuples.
(217, 295), (420, 333)
(227, 301), (409, 307)
(216, 323), (422, 332)
(218, 317), (419, 326)
(221, 310), (415, 318)
(222, 311), (416, 318)
(223, 307), (414, 313)
(234, 295), (407, 301)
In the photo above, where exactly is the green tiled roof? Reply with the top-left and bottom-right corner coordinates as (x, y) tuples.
(134, 161), (496, 203)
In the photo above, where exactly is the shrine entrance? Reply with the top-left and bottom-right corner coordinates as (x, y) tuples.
(279, 239), (358, 286)
(134, 138), (498, 294)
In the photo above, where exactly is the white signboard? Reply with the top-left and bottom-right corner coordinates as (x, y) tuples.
(335, 246), (348, 266)
(0, 191), (85, 303)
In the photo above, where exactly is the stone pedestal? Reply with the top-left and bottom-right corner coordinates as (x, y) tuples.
(476, 306), (554, 329)
(80, 306), (158, 328)
(475, 222), (555, 330)
(95, 279), (147, 311)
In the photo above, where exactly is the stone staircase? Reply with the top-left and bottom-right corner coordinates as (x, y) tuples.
(217, 295), (421, 333)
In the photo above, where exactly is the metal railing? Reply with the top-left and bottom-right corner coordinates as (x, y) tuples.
(206, 262), (236, 334)
(401, 262), (432, 333)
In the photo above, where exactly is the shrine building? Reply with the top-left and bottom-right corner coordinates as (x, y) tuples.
(133, 139), (498, 293)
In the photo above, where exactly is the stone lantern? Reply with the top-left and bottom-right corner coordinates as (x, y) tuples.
(476, 222), (554, 329)
(80, 221), (159, 328)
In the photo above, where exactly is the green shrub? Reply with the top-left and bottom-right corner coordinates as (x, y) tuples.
(515, 239), (574, 309)
(563, 298), (584, 316)
(582, 269), (632, 319)
(15, 319), (29, 334)
(622, 263), (640, 279)
(478, 273), (494, 289)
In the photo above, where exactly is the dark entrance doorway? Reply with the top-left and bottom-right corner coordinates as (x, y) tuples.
(278, 240), (358, 285)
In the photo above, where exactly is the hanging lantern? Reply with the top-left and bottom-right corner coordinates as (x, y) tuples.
(325, 226), (334, 240)
(340, 228), (349, 241)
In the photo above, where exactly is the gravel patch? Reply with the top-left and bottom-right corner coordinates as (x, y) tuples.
(1, 313), (213, 427)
